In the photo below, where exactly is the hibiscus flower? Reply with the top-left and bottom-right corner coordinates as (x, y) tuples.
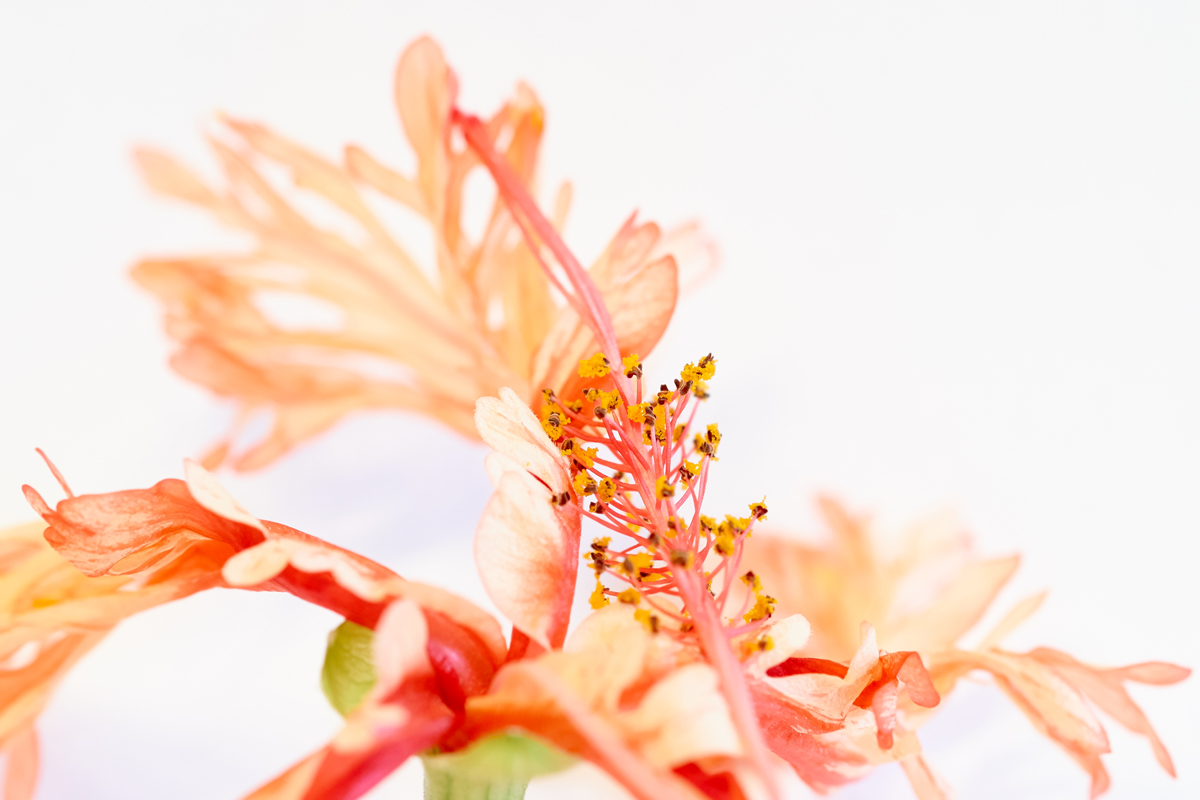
(134, 36), (713, 471)
(741, 496), (1190, 797)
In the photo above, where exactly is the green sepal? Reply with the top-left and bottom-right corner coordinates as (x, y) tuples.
(320, 620), (377, 717)
(421, 732), (576, 800)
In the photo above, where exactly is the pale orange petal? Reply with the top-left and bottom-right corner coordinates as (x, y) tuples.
(899, 753), (951, 800)
(615, 663), (742, 767)
(474, 387), (570, 495)
(978, 591), (1047, 650)
(930, 648), (1111, 795)
(464, 660), (708, 800)
(183, 459), (267, 533)
(883, 555), (1019, 652)
(2, 726), (39, 800)
(394, 36), (454, 216)
(371, 600), (432, 698)
(473, 468), (580, 649)
(1029, 648), (1190, 777)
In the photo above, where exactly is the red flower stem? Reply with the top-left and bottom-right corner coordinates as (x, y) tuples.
(673, 569), (781, 799)
(454, 110), (628, 395)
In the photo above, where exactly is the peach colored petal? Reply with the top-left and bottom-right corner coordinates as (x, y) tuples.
(24, 480), (256, 578)
(763, 626), (881, 725)
(1028, 648), (1190, 778)
(473, 468), (580, 649)
(616, 663), (742, 768)
(881, 555), (1019, 653)
(343, 145), (425, 214)
(183, 459), (267, 533)
(751, 614), (813, 675)
(899, 753), (950, 800)
(530, 221), (679, 401)
(394, 36), (454, 216)
(930, 648), (1112, 795)
(978, 591), (1047, 650)
(652, 221), (720, 295)
(136, 37), (696, 470)
(2, 726), (39, 800)
(474, 387), (570, 494)
(392, 580), (506, 669)
(559, 605), (653, 709)
(464, 660), (708, 800)
(371, 600), (431, 699)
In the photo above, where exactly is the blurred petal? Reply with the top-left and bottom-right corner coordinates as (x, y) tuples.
(136, 37), (696, 470)
(882, 555), (1019, 652)
(899, 753), (951, 800)
(2, 726), (38, 800)
(616, 663), (742, 768)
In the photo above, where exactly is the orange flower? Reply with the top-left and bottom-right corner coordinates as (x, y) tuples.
(741, 496), (1190, 797)
(18, 461), (761, 799)
(16, 460), (509, 793)
(134, 36), (713, 471)
(249, 605), (747, 800)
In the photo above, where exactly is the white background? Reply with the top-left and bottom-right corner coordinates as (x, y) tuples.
(1, 2), (1197, 798)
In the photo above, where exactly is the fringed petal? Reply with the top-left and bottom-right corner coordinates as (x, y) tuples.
(1028, 648), (1190, 778)
(136, 37), (694, 469)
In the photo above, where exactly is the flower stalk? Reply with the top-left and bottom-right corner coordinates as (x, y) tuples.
(456, 109), (781, 797)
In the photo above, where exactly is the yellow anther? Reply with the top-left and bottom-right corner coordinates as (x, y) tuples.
(692, 380), (710, 400)
(743, 594), (777, 623)
(626, 402), (649, 424)
(591, 537), (611, 551)
(749, 499), (768, 520)
(590, 580), (610, 609)
(679, 460), (702, 484)
(720, 515), (750, 536)
(740, 571), (763, 593)
(699, 515), (717, 532)
(560, 439), (596, 468)
(540, 404), (563, 440)
(628, 553), (653, 571)
(669, 549), (694, 568)
(622, 353), (642, 378)
(673, 424), (685, 443)
(566, 399), (583, 413)
(655, 476), (675, 499)
(706, 423), (721, 448)
(577, 445), (598, 468)
(634, 608), (660, 633)
(617, 588), (641, 605)
(681, 355), (716, 384)
(714, 532), (735, 557)
(597, 478), (617, 503)
(598, 389), (621, 412)
(759, 635), (774, 652)
(573, 472), (597, 496)
(653, 405), (668, 441)
(578, 352), (611, 378)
